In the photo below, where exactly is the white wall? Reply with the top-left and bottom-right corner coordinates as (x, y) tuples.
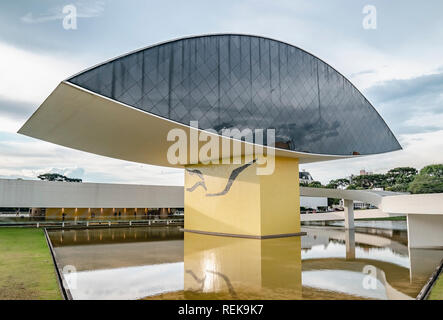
(300, 196), (327, 209)
(381, 193), (443, 215)
(407, 214), (443, 249)
(0, 179), (184, 208)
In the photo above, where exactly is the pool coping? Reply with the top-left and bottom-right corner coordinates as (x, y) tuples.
(416, 258), (443, 300)
(43, 228), (73, 300)
(181, 228), (307, 239)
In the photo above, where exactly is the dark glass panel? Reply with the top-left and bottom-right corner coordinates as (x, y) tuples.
(69, 34), (401, 155)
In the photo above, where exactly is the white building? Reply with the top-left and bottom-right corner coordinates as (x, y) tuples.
(299, 170), (328, 211)
(300, 196), (328, 211)
(299, 170), (314, 184)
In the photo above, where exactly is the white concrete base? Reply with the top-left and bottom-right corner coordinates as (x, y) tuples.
(407, 214), (443, 249)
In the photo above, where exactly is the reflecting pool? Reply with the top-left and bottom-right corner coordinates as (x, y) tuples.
(48, 223), (443, 300)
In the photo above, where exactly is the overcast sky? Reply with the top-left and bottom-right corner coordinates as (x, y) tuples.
(1, 0), (443, 185)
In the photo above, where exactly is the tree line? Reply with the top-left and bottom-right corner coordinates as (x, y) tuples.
(37, 173), (82, 183)
(301, 164), (443, 194)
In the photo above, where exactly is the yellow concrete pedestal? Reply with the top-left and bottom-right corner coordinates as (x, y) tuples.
(184, 156), (301, 238)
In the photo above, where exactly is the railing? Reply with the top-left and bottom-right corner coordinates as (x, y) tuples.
(0, 218), (184, 229)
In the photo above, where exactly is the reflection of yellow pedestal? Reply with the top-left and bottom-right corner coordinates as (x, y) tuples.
(183, 232), (302, 299)
(184, 156), (301, 238)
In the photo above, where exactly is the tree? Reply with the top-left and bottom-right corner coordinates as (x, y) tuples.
(408, 164), (443, 194)
(326, 178), (350, 189)
(328, 198), (340, 206)
(307, 181), (323, 188)
(385, 167), (417, 192)
(37, 173), (82, 183)
(349, 174), (386, 189)
(420, 164), (443, 177)
(386, 167), (417, 184)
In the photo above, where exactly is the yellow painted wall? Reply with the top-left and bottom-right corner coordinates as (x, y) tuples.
(184, 156), (300, 237)
(102, 208), (114, 217)
(63, 208), (76, 217)
(136, 208), (146, 216)
(44, 207), (153, 219)
(76, 208), (89, 218)
(260, 157), (300, 236)
(46, 208), (62, 219)
(185, 157), (261, 236)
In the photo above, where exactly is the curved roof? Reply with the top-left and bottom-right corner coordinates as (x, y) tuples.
(67, 34), (400, 156)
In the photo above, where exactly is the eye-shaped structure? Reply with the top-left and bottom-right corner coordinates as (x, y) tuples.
(19, 34), (401, 166)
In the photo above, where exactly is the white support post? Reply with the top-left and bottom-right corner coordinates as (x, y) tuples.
(343, 199), (354, 229)
(407, 214), (443, 249)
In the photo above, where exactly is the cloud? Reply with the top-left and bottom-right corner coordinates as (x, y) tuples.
(1, 0), (442, 187)
(349, 69), (376, 78)
(302, 130), (443, 185)
(302, 70), (443, 183)
(367, 72), (443, 105)
(0, 97), (35, 120)
(43, 167), (85, 179)
(0, 115), (27, 134)
(364, 70), (443, 135)
(0, 134), (184, 185)
(21, 1), (105, 24)
(0, 41), (86, 105)
(218, 0), (443, 91)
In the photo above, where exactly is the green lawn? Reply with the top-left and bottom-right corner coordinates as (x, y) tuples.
(429, 273), (443, 300)
(0, 227), (61, 300)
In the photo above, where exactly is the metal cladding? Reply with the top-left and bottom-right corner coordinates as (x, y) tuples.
(68, 34), (401, 156)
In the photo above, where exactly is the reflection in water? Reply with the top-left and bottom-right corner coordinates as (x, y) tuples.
(303, 270), (387, 300)
(345, 229), (355, 260)
(182, 233), (302, 300)
(49, 227), (184, 300)
(327, 220), (407, 231)
(48, 223), (443, 300)
(50, 227), (183, 247)
(64, 263), (184, 300)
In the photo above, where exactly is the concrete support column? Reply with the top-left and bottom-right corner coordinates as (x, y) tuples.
(407, 214), (443, 249)
(343, 199), (354, 229)
(184, 156), (301, 238)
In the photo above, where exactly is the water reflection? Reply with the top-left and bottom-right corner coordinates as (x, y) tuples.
(327, 220), (407, 231)
(302, 270), (388, 299)
(182, 233), (302, 300)
(345, 229), (355, 260)
(50, 227), (183, 247)
(64, 263), (184, 300)
(48, 223), (443, 300)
